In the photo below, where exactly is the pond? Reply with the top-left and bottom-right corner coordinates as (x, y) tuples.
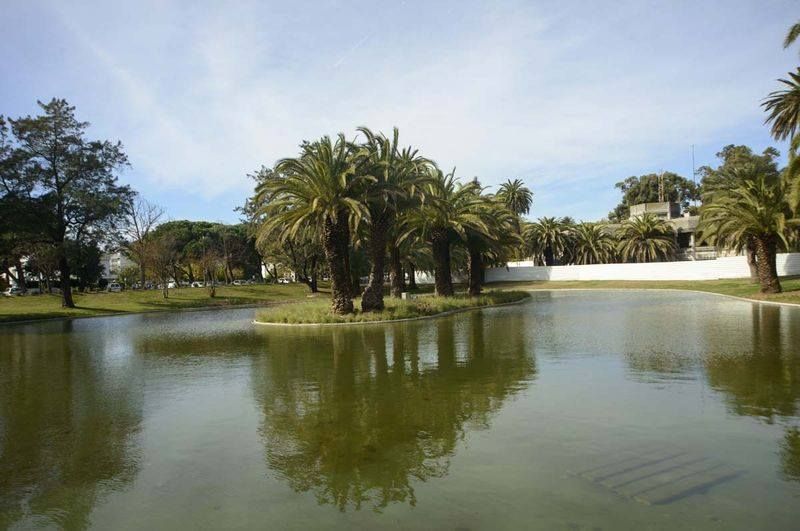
(1, 291), (799, 529)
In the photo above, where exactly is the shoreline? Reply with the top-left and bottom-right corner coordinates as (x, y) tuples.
(3, 282), (800, 326)
(252, 296), (531, 327)
(0, 298), (303, 327)
(521, 287), (800, 308)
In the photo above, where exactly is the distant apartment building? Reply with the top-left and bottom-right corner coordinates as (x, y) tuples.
(100, 251), (136, 281)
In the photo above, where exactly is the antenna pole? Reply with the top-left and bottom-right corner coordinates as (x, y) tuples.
(691, 144), (697, 207)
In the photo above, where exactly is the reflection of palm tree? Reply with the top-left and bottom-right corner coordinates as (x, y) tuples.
(705, 305), (800, 421)
(703, 305), (800, 483)
(250, 312), (535, 511)
(0, 324), (142, 529)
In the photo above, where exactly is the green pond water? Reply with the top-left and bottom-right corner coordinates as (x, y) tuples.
(1, 290), (799, 530)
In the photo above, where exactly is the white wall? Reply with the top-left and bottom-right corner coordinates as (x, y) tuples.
(482, 253), (800, 283)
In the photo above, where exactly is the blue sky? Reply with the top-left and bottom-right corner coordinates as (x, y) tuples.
(2, 0), (797, 223)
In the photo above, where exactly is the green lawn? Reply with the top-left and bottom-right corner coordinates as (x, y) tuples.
(0, 283), (315, 323)
(487, 276), (800, 305)
(255, 290), (530, 324)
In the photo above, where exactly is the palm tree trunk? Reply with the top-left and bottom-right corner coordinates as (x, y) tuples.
(407, 262), (417, 290)
(754, 235), (782, 294)
(324, 214), (354, 314)
(467, 245), (482, 297)
(746, 239), (759, 281)
(361, 215), (388, 312)
(389, 243), (404, 297)
(544, 245), (554, 266)
(431, 232), (453, 297)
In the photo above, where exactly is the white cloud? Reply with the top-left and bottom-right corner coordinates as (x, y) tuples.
(30, 0), (797, 220)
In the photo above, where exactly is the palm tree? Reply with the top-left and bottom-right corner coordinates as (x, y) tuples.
(464, 196), (520, 296)
(256, 135), (371, 314)
(616, 213), (676, 263)
(523, 217), (569, 266)
(700, 171), (794, 293)
(763, 69), (800, 142)
(356, 127), (429, 311)
(402, 169), (487, 296)
(497, 179), (533, 216)
(570, 222), (616, 265)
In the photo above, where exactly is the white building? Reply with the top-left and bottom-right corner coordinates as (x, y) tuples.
(100, 251), (136, 281)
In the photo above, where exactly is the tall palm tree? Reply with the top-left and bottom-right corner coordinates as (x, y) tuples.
(356, 127), (429, 311)
(464, 196), (520, 296)
(616, 213), (676, 263)
(401, 169), (487, 296)
(523, 217), (569, 266)
(256, 135), (371, 314)
(700, 171), (794, 293)
(497, 179), (533, 216)
(570, 222), (616, 265)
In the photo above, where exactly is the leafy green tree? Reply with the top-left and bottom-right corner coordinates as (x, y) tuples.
(608, 172), (699, 221)
(258, 135), (371, 314)
(569, 222), (616, 265)
(497, 178), (533, 216)
(616, 213), (676, 263)
(5, 99), (131, 307)
(700, 170), (794, 293)
(65, 239), (103, 291)
(116, 264), (140, 288)
(402, 169), (486, 296)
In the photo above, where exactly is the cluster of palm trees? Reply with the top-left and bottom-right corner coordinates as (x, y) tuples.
(256, 128), (528, 314)
(520, 214), (677, 266)
(254, 18), (800, 312)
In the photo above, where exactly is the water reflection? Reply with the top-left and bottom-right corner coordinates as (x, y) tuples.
(703, 304), (800, 483)
(250, 311), (536, 511)
(0, 321), (143, 529)
(705, 305), (800, 422)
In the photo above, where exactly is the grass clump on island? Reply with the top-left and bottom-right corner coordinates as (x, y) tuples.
(255, 290), (531, 324)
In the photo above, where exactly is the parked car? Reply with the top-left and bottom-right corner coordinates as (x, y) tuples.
(107, 282), (123, 293)
(191, 281), (205, 288)
(3, 287), (24, 296)
(167, 281), (178, 289)
(232, 280), (247, 286)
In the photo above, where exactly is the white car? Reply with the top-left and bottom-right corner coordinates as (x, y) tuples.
(107, 283), (123, 293)
(277, 278), (290, 284)
(232, 280), (246, 286)
(191, 281), (205, 288)
(168, 281), (178, 289)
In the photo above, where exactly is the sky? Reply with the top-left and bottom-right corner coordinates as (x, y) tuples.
(2, 0), (798, 223)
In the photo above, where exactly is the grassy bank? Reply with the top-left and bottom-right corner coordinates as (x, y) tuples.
(0, 284), (314, 323)
(254, 290), (531, 325)
(487, 276), (800, 305)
